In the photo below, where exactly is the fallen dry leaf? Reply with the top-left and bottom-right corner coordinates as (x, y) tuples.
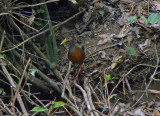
(98, 51), (106, 58)
(97, 34), (112, 45)
(153, 1), (160, 11)
(69, 0), (77, 4)
(138, 39), (151, 52)
(94, 2), (107, 9)
(154, 110), (160, 116)
(83, 8), (92, 23)
(90, 69), (98, 75)
(28, 15), (35, 25)
(111, 56), (122, 69)
(127, 34), (134, 46)
(132, 107), (145, 116)
(118, 12), (130, 26)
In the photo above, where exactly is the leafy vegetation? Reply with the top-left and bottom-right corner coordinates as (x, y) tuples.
(128, 13), (160, 26)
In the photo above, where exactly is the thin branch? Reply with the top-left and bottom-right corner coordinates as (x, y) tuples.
(84, 78), (99, 116)
(0, 31), (5, 52)
(9, 13), (39, 32)
(12, 0), (59, 10)
(12, 58), (31, 106)
(75, 83), (93, 116)
(1, 10), (85, 53)
(0, 99), (14, 115)
(110, 63), (158, 96)
(131, 43), (159, 107)
(1, 57), (28, 115)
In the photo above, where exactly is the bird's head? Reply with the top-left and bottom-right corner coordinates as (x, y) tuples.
(60, 37), (72, 45)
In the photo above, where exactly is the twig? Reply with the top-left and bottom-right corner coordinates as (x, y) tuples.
(63, 106), (73, 116)
(145, 44), (159, 91)
(61, 61), (71, 98)
(9, 13), (39, 32)
(0, 12), (9, 16)
(78, 16), (95, 34)
(87, 109), (107, 116)
(0, 99), (13, 115)
(12, 0), (59, 9)
(84, 78), (99, 116)
(110, 63), (158, 96)
(12, 58), (31, 106)
(1, 10), (85, 53)
(110, 99), (119, 115)
(0, 31), (5, 52)
(125, 78), (132, 93)
(22, 90), (44, 106)
(75, 83), (93, 116)
(0, 57), (28, 116)
(132, 43), (159, 107)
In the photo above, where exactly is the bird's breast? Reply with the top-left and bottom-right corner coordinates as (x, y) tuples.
(68, 47), (85, 65)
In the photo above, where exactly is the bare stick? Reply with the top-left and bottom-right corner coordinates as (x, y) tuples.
(13, 0), (59, 10)
(12, 58), (31, 106)
(132, 43), (159, 107)
(84, 78), (99, 116)
(0, 99), (13, 115)
(9, 13), (39, 32)
(0, 31), (5, 52)
(1, 57), (28, 116)
(75, 83), (93, 116)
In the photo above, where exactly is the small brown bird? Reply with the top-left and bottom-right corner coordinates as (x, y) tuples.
(61, 38), (85, 77)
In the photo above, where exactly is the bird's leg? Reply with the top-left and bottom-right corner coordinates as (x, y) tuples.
(75, 65), (83, 78)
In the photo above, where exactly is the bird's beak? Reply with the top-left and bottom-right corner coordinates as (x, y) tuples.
(60, 38), (68, 45)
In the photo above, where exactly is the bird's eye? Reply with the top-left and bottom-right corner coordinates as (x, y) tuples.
(67, 37), (72, 41)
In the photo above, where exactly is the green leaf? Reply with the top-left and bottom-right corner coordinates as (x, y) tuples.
(158, 20), (160, 26)
(112, 77), (118, 80)
(37, 9), (45, 14)
(128, 16), (137, 23)
(105, 75), (111, 81)
(31, 106), (48, 112)
(109, 94), (117, 99)
(141, 16), (148, 25)
(53, 101), (65, 108)
(29, 69), (38, 76)
(26, 83), (32, 86)
(0, 88), (4, 95)
(10, 73), (20, 82)
(148, 13), (160, 25)
(35, 21), (43, 27)
(128, 47), (136, 56)
(98, 10), (104, 16)
(0, 54), (9, 66)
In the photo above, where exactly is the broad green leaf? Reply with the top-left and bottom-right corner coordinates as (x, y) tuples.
(148, 13), (160, 25)
(128, 16), (137, 23)
(141, 16), (148, 25)
(105, 75), (111, 81)
(31, 106), (48, 112)
(53, 101), (65, 108)
(109, 94), (117, 99)
(148, 13), (156, 22)
(128, 47), (136, 56)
